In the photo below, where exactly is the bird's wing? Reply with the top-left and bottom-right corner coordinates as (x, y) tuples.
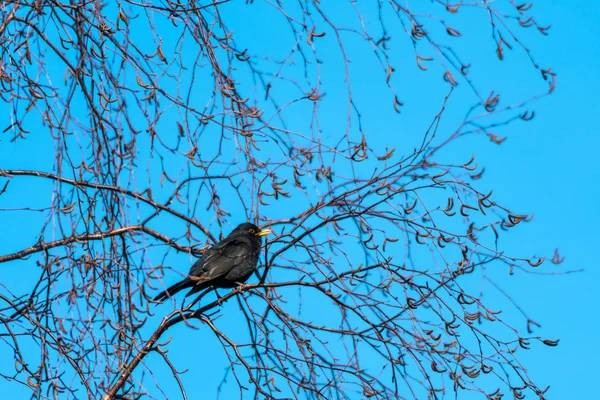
(188, 238), (252, 284)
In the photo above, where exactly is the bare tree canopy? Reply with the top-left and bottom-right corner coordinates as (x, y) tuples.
(0, 1), (564, 399)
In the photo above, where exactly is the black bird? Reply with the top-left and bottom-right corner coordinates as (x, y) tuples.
(154, 222), (271, 302)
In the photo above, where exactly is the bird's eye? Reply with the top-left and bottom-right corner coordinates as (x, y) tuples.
(249, 228), (255, 234)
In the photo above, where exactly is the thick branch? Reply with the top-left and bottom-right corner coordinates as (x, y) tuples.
(103, 286), (249, 399)
(0, 225), (188, 263)
(0, 169), (216, 242)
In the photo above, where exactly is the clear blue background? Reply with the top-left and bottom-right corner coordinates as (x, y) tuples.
(455, 1), (600, 397)
(0, 1), (597, 398)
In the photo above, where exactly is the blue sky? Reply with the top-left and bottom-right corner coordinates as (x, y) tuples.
(156, 1), (599, 396)
(0, 1), (598, 399)
(460, 1), (599, 397)
(216, 2), (600, 396)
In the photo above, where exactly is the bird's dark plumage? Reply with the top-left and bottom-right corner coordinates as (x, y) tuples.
(154, 223), (271, 302)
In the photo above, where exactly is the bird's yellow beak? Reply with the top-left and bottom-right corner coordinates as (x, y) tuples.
(256, 228), (272, 237)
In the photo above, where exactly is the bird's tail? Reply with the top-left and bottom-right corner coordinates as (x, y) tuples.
(153, 277), (193, 302)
